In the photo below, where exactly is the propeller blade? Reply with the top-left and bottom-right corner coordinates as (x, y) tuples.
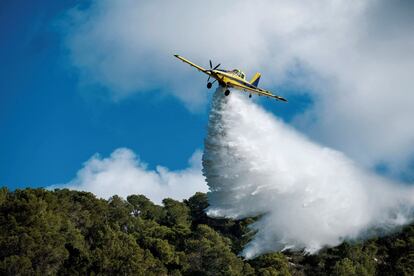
(209, 60), (212, 69)
(213, 63), (221, 70)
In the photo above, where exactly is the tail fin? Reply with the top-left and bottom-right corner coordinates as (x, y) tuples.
(250, 73), (261, 87)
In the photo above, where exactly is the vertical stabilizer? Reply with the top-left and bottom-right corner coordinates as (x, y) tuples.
(250, 73), (261, 87)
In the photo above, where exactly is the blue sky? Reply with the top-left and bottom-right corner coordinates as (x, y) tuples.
(0, 1), (309, 190)
(1, 0), (413, 193)
(1, 1), (203, 188)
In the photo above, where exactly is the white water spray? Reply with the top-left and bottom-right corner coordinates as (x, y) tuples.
(203, 88), (414, 258)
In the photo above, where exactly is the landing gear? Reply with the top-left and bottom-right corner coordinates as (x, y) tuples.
(224, 89), (230, 96)
(249, 94), (252, 98)
(207, 82), (212, 89)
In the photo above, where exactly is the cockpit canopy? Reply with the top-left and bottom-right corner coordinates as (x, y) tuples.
(232, 69), (246, 80)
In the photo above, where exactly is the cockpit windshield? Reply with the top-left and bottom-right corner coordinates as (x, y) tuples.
(232, 69), (246, 79)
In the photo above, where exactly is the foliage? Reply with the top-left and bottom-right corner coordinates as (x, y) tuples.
(0, 187), (414, 275)
(249, 253), (291, 276)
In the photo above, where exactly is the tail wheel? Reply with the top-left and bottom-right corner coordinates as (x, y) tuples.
(207, 82), (212, 89)
(224, 89), (230, 96)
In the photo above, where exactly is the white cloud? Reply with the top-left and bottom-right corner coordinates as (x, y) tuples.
(63, 0), (414, 175)
(204, 89), (414, 258)
(51, 148), (207, 203)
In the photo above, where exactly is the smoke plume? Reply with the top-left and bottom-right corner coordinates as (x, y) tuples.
(203, 88), (414, 258)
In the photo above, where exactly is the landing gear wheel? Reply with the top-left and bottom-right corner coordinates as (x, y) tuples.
(224, 89), (230, 96)
(207, 82), (212, 89)
(249, 94), (252, 98)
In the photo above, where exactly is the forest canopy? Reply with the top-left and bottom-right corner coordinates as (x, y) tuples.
(1, 187), (413, 275)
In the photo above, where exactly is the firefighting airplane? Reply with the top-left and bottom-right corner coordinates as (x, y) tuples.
(174, 54), (287, 102)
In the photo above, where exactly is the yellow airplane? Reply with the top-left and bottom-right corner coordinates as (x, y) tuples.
(174, 54), (287, 102)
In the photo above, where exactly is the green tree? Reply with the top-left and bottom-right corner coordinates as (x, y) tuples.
(162, 198), (191, 228)
(0, 189), (70, 274)
(395, 252), (414, 276)
(250, 252), (291, 276)
(127, 194), (165, 222)
(0, 255), (34, 276)
(185, 192), (209, 226)
(0, 187), (7, 206)
(333, 258), (357, 276)
(90, 225), (166, 275)
(185, 224), (249, 275)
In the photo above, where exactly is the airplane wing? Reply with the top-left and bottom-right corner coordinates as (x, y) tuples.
(174, 55), (212, 76)
(230, 82), (287, 102)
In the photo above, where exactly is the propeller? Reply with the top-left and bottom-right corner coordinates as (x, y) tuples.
(207, 60), (221, 82)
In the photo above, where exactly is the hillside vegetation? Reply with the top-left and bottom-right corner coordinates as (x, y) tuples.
(1, 188), (413, 275)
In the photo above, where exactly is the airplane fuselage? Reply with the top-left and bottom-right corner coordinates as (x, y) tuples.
(211, 69), (262, 91)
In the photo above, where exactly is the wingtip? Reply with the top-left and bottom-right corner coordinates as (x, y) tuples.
(174, 54), (179, 58)
(274, 96), (288, 102)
